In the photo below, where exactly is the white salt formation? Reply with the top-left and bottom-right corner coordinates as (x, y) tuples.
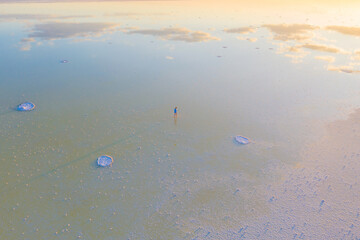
(235, 135), (250, 145)
(17, 102), (36, 111)
(97, 155), (113, 167)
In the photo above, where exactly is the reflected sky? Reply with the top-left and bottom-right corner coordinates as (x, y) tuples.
(1, 1), (360, 73)
(2, 1), (360, 239)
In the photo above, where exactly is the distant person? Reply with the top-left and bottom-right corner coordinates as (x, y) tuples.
(174, 106), (178, 125)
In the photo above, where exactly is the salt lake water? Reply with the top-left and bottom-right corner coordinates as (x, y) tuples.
(1, 1), (360, 239)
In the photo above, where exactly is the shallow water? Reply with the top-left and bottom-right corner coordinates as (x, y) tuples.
(1, 1), (360, 239)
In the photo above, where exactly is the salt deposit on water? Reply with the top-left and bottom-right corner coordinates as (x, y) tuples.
(97, 155), (113, 167)
(235, 136), (250, 145)
(17, 102), (36, 111)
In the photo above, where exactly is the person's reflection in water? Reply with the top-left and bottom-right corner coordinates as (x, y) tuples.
(174, 106), (178, 125)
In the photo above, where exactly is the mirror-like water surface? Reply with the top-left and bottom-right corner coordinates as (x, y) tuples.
(1, 1), (360, 239)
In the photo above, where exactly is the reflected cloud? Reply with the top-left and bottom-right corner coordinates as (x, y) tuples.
(327, 65), (360, 74)
(300, 43), (350, 54)
(225, 27), (257, 42)
(263, 24), (360, 71)
(314, 55), (335, 63)
(21, 38), (35, 43)
(28, 22), (119, 40)
(326, 26), (360, 37)
(127, 27), (220, 43)
(224, 27), (256, 34)
(6, 3), (360, 76)
(19, 21), (119, 51)
(263, 24), (317, 41)
(19, 37), (35, 51)
(275, 43), (309, 63)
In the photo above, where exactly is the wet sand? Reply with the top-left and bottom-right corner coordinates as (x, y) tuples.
(229, 110), (360, 239)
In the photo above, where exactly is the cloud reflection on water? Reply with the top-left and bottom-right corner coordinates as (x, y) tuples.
(326, 25), (360, 37)
(127, 27), (220, 43)
(221, 23), (360, 71)
(327, 65), (360, 73)
(300, 43), (350, 54)
(19, 21), (119, 50)
(28, 22), (119, 40)
(263, 24), (318, 41)
(260, 23), (360, 73)
(6, 4), (360, 73)
(223, 27), (256, 34)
